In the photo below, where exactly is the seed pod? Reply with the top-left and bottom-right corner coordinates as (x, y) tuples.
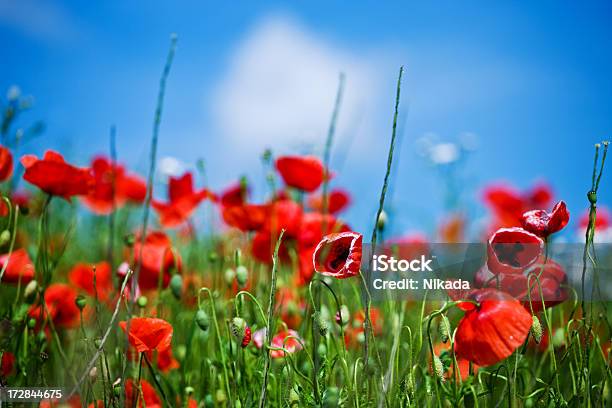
(170, 274), (183, 300)
(376, 210), (388, 231)
(0, 230), (11, 246)
(235, 265), (248, 287)
(195, 309), (210, 332)
(531, 315), (543, 344)
(27, 318), (36, 329)
(224, 268), (236, 285)
(438, 315), (451, 343)
(230, 317), (246, 339)
(75, 295), (87, 311)
(137, 296), (148, 308)
(433, 355), (445, 382)
(184, 386), (195, 396)
(313, 311), (329, 336)
(89, 366), (98, 383)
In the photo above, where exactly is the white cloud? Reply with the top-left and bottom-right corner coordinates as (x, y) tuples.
(210, 15), (383, 157)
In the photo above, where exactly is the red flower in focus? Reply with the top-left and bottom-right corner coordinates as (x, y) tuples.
(253, 328), (303, 358)
(0, 249), (35, 284)
(119, 317), (173, 353)
(475, 259), (568, 312)
(483, 183), (553, 229)
(1, 351), (15, 377)
(308, 189), (351, 214)
(521, 201), (569, 238)
(68, 261), (113, 302)
(125, 379), (162, 408)
(454, 289), (532, 366)
(487, 227), (543, 275)
(81, 156), (146, 214)
(0, 145), (13, 181)
(131, 231), (181, 290)
(29, 284), (80, 329)
(152, 172), (214, 228)
(313, 231), (362, 279)
(275, 155), (324, 192)
(21, 150), (93, 200)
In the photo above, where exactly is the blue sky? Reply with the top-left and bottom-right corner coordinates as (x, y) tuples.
(1, 1), (611, 237)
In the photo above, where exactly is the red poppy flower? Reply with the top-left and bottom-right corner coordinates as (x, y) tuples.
(454, 289), (532, 366)
(68, 261), (113, 302)
(119, 317), (173, 353)
(0, 145), (13, 182)
(131, 231), (181, 290)
(39, 396), (82, 408)
(152, 172), (214, 228)
(483, 183), (553, 229)
(313, 231), (362, 279)
(28, 284), (80, 329)
(219, 182), (248, 206)
(1, 351), (15, 377)
(263, 199), (303, 237)
(21, 150), (93, 200)
(221, 203), (268, 232)
(125, 340), (180, 373)
(308, 189), (351, 214)
(250, 229), (291, 264)
(275, 155), (324, 192)
(0, 249), (35, 284)
(475, 259), (568, 312)
(125, 378), (162, 408)
(487, 227), (543, 275)
(521, 201), (569, 238)
(81, 156), (146, 215)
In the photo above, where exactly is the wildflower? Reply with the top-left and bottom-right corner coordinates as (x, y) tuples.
(1, 351), (15, 377)
(252, 328), (303, 358)
(21, 150), (93, 200)
(454, 289), (531, 366)
(275, 155), (324, 192)
(125, 378), (162, 408)
(195, 309), (210, 332)
(119, 317), (173, 353)
(130, 231), (181, 290)
(308, 188), (351, 214)
(230, 317), (251, 348)
(68, 262), (113, 302)
(221, 203), (268, 232)
(81, 156), (146, 215)
(28, 284), (80, 329)
(487, 227), (543, 275)
(218, 181), (248, 206)
(0, 248), (35, 284)
(313, 231), (362, 279)
(0, 145), (13, 181)
(483, 182), (553, 229)
(152, 172), (214, 228)
(521, 201), (569, 238)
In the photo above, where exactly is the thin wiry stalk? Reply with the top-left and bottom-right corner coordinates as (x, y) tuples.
(123, 33), (177, 401)
(259, 229), (286, 408)
(364, 66), (404, 368)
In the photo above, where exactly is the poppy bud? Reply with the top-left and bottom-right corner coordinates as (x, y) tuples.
(24, 280), (38, 303)
(335, 305), (350, 326)
(313, 311), (328, 336)
(89, 366), (98, 382)
(224, 268), (236, 285)
(0, 230), (10, 246)
(124, 233), (135, 247)
(587, 190), (597, 204)
(27, 318), (36, 329)
(289, 388), (300, 407)
(552, 327), (565, 348)
(184, 386), (195, 396)
(75, 295), (87, 311)
(376, 210), (388, 231)
(208, 251), (218, 263)
(531, 315), (543, 344)
(230, 317), (251, 348)
(137, 296), (148, 308)
(322, 386), (339, 408)
(195, 309), (210, 332)
(94, 338), (102, 349)
(433, 355), (445, 382)
(317, 343), (327, 358)
(204, 394), (214, 408)
(215, 389), (227, 404)
(438, 315), (451, 343)
(170, 274), (183, 300)
(235, 265), (248, 287)
(113, 384), (122, 397)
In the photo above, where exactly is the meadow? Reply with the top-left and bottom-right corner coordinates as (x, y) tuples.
(0, 37), (611, 408)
